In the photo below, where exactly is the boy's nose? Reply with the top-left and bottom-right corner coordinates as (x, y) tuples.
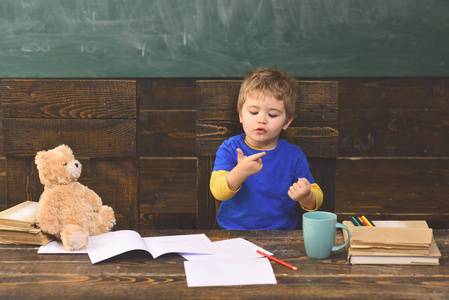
(257, 115), (267, 124)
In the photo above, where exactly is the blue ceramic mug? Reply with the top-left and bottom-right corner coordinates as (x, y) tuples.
(303, 211), (351, 259)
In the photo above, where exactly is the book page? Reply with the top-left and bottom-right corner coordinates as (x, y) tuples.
(180, 237), (273, 261)
(143, 233), (213, 259)
(88, 230), (148, 264)
(184, 257), (277, 287)
(0, 201), (38, 222)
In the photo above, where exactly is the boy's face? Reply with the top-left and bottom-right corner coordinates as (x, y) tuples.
(239, 92), (293, 150)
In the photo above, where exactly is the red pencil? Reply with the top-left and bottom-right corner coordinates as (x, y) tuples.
(257, 250), (297, 271)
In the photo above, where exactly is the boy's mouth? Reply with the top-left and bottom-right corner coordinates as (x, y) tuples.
(256, 127), (266, 133)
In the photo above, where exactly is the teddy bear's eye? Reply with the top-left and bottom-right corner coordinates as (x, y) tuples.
(63, 163), (67, 166)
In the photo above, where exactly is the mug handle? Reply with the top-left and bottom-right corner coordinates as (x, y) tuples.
(332, 222), (351, 252)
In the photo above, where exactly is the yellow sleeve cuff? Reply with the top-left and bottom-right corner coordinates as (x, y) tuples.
(300, 183), (323, 212)
(210, 170), (238, 201)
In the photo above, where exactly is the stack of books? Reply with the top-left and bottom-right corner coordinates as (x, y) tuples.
(342, 219), (441, 265)
(0, 201), (53, 246)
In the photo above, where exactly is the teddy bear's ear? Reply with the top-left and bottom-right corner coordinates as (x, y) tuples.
(56, 144), (73, 157)
(35, 149), (48, 167)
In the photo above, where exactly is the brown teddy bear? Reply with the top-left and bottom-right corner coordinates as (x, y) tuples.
(35, 144), (116, 251)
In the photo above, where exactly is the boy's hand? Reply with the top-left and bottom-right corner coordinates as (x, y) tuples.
(236, 148), (266, 176)
(288, 178), (316, 210)
(226, 148), (266, 191)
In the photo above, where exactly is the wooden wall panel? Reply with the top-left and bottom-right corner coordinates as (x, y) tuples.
(138, 79), (196, 110)
(139, 110), (195, 157)
(5, 157), (40, 208)
(0, 159), (5, 211)
(91, 159), (139, 230)
(335, 158), (449, 228)
(3, 119), (137, 157)
(337, 78), (449, 157)
(137, 79), (198, 228)
(1, 79), (136, 119)
(139, 158), (197, 229)
(0, 78), (448, 229)
(339, 109), (449, 157)
(338, 78), (449, 110)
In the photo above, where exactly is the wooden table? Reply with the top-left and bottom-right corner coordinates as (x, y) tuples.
(1, 229), (448, 299)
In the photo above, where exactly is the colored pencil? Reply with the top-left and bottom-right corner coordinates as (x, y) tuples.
(357, 216), (367, 226)
(350, 216), (362, 226)
(363, 215), (376, 227)
(257, 250), (297, 270)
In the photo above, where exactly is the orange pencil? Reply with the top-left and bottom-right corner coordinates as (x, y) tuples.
(257, 250), (298, 271)
(361, 216), (374, 227)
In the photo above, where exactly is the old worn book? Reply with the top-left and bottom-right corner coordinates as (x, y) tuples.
(0, 201), (54, 246)
(343, 220), (441, 265)
(0, 228), (54, 246)
(0, 201), (39, 229)
(347, 238), (441, 265)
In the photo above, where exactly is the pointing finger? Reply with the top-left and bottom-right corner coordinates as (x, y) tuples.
(249, 152), (266, 160)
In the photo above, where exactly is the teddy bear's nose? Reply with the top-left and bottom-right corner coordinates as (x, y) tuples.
(75, 163), (79, 168)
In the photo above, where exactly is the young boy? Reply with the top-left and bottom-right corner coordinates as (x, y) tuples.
(210, 67), (323, 230)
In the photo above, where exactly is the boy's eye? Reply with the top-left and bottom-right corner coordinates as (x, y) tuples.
(268, 114), (278, 118)
(249, 111), (258, 115)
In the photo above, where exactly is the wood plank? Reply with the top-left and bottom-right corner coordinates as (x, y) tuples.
(152, 198), (197, 229)
(3, 118), (137, 157)
(335, 158), (449, 228)
(137, 79), (196, 110)
(308, 158), (336, 213)
(1, 79), (136, 119)
(197, 156), (218, 229)
(140, 158), (197, 229)
(0, 158), (5, 208)
(139, 158), (197, 207)
(196, 120), (338, 158)
(5, 157), (40, 207)
(90, 158), (139, 230)
(139, 203), (155, 229)
(197, 80), (338, 122)
(139, 110), (195, 157)
(338, 77), (449, 110)
(339, 109), (449, 157)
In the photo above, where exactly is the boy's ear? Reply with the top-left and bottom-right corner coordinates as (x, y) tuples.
(283, 116), (294, 130)
(239, 112), (243, 123)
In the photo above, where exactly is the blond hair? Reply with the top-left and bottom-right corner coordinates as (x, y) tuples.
(237, 67), (297, 122)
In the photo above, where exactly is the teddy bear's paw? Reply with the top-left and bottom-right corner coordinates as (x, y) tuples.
(61, 225), (89, 251)
(91, 205), (115, 235)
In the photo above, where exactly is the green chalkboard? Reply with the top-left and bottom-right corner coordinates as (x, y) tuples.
(1, 0), (448, 78)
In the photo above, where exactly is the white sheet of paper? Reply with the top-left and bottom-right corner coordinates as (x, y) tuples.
(143, 233), (213, 259)
(184, 257), (277, 287)
(180, 237), (273, 261)
(38, 240), (89, 254)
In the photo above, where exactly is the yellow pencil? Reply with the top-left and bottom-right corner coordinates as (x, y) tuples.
(361, 215), (374, 227)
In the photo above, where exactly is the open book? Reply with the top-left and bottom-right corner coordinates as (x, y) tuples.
(39, 230), (214, 264)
